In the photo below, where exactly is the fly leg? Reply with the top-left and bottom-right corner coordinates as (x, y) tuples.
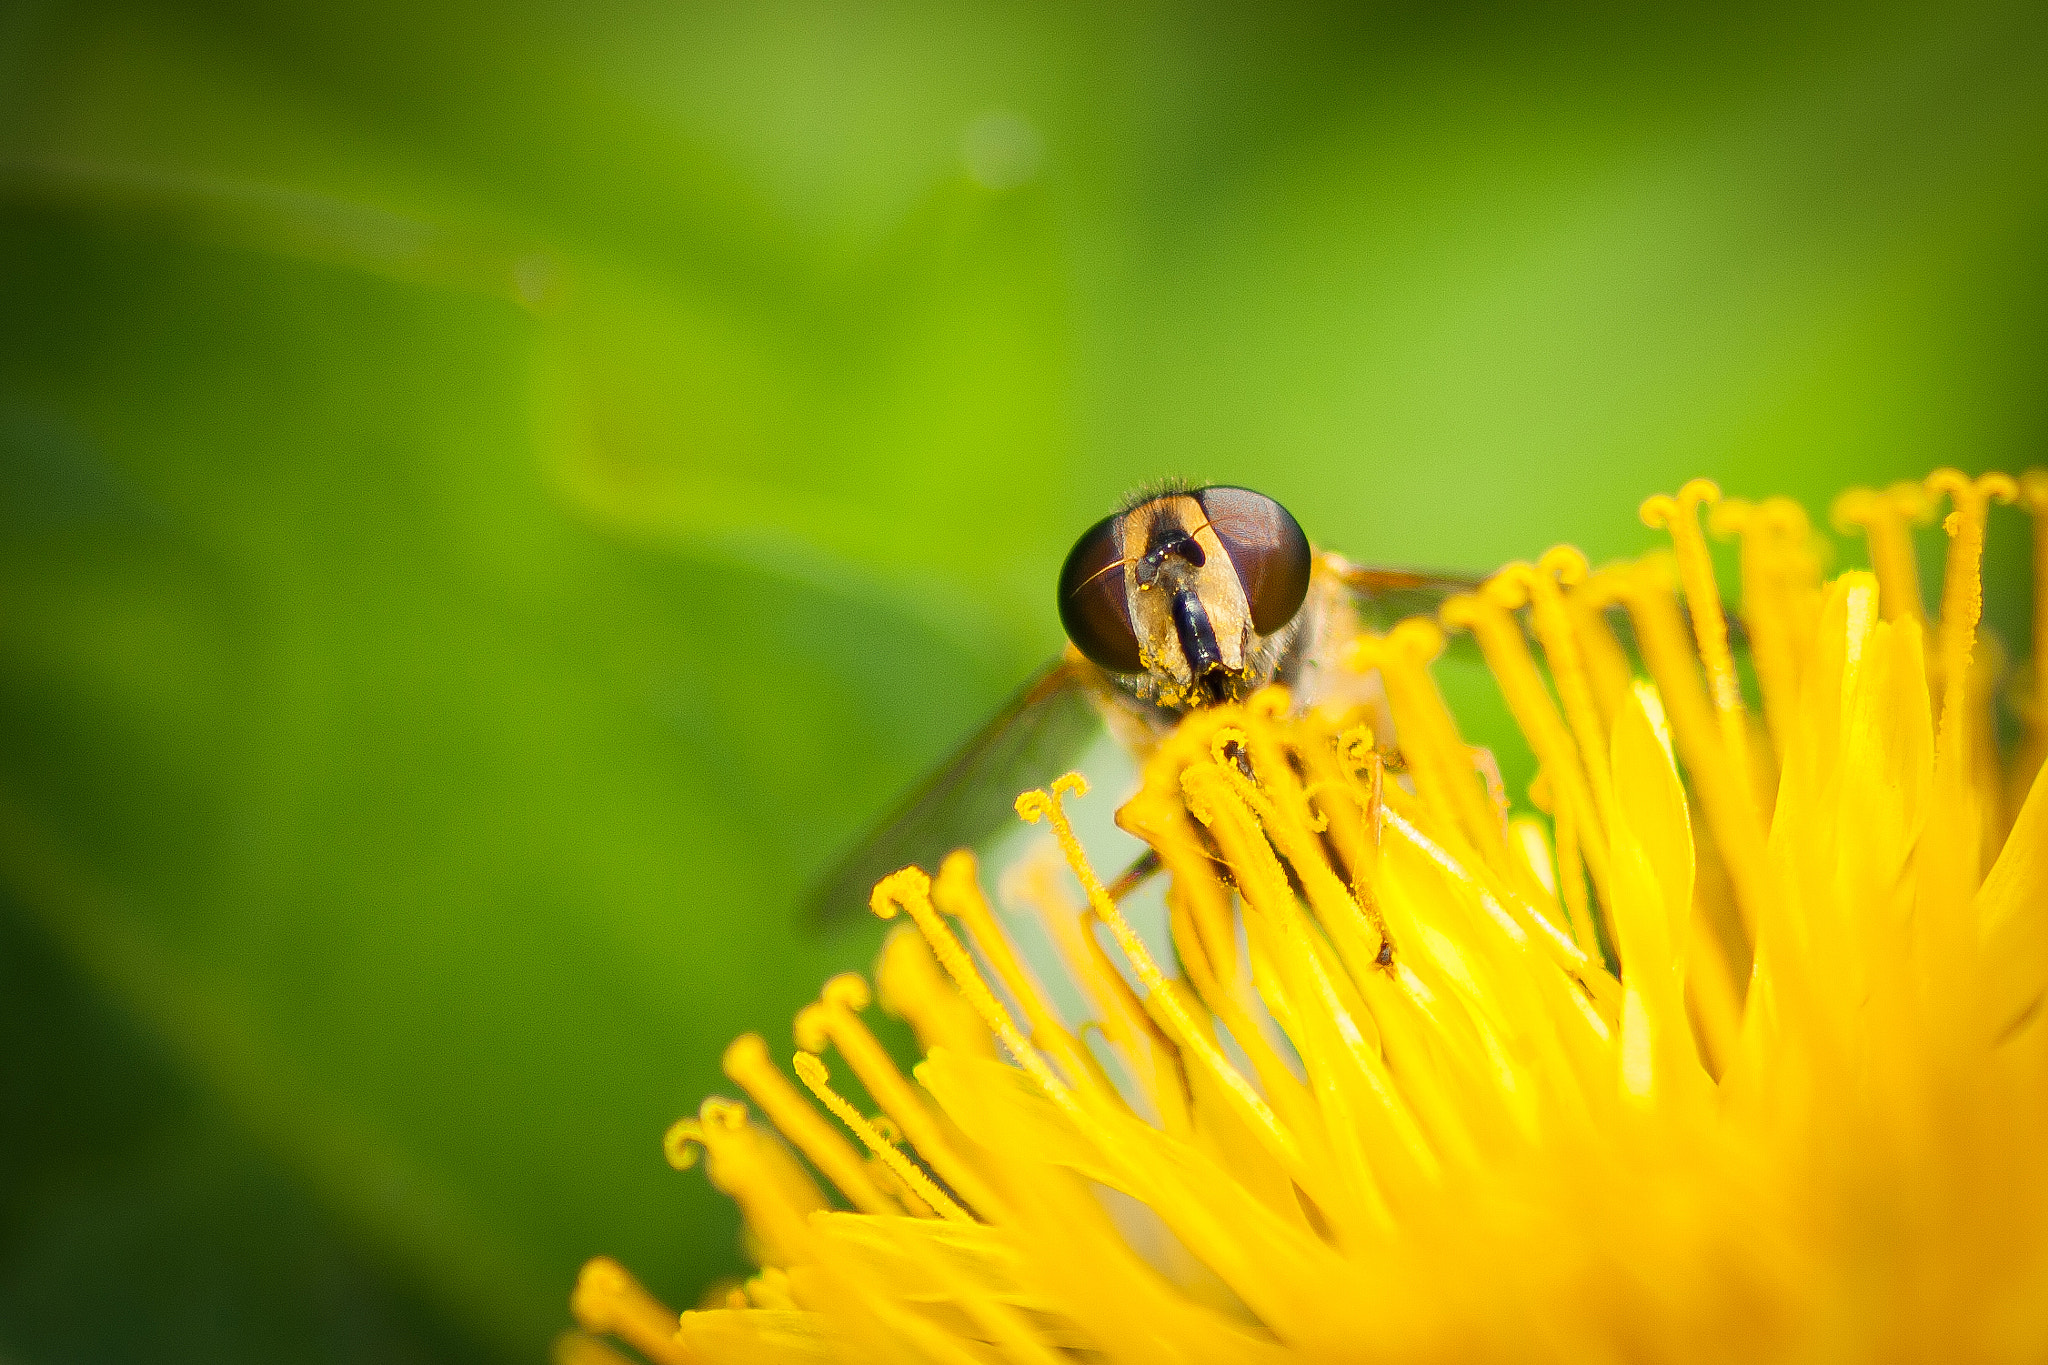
(1468, 745), (1513, 838)
(1363, 745), (1389, 843)
(1104, 849), (1162, 904)
(1102, 849), (1175, 973)
(1360, 747), (1396, 968)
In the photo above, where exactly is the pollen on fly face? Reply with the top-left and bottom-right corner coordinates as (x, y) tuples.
(565, 469), (2048, 1365)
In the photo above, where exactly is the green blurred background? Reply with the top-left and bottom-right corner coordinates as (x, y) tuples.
(2, 1), (2043, 1360)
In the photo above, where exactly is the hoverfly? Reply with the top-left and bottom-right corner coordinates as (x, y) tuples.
(807, 482), (1488, 924)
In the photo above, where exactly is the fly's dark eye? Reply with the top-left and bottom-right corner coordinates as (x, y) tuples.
(1195, 486), (1311, 634)
(1057, 512), (1143, 672)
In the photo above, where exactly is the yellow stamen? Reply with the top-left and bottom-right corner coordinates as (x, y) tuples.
(1350, 622), (1515, 881)
(1081, 905), (1194, 1131)
(681, 1096), (830, 1271)
(1914, 471), (2018, 961)
(1831, 479), (1933, 624)
(1016, 777), (1310, 1178)
(1538, 770), (1601, 958)
(1005, 852), (1189, 1131)
(1595, 556), (1768, 948)
(1207, 714), (1395, 990)
(870, 868), (1086, 1131)
(1711, 496), (1822, 760)
(1440, 583), (1613, 911)
(1640, 481), (1759, 843)
(1972, 634), (2014, 866)
(1176, 759), (1426, 1224)
(1297, 712), (1402, 959)
(792, 1051), (976, 1224)
(875, 924), (995, 1060)
(664, 1099), (829, 1241)
(721, 1034), (901, 1216)
(570, 1258), (691, 1365)
(1563, 568), (1637, 735)
(795, 974), (1011, 1223)
(1501, 548), (1618, 837)
(930, 852), (1111, 1104)
(1927, 469), (2019, 714)
(1166, 891), (1325, 1154)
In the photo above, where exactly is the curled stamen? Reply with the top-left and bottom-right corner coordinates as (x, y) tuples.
(1295, 781), (1336, 833)
(1337, 726), (1378, 772)
(793, 972), (879, 1053)
(870, 867), (926, 921)
(823, 972), (872, 1013)
(663, 1118), (706, 1171)
(1248, 686), (1292, 720)
(1538, 544), (1591, 584)
(1483, 561), (1537, 610)
(700, 1096), (748, 1132)
(793, 1003), (832, 1055)
(1211, 727), (1251, 773)
(1925, 467), (2019, 513)
(1388, 616), (1448, 663)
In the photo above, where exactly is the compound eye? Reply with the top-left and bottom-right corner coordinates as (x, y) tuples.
(1057, 512), (1144, 673)
(1195, 486), (1312, 635)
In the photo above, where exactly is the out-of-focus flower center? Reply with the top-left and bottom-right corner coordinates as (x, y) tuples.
(565, 470), (2048, 1365)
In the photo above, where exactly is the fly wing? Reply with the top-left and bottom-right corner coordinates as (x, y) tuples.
(1333, 562), (1750, 661)
(1334, 564), (1492, 662)
(1337, 565), (1493, 628)
(804, 657), (1104, 929)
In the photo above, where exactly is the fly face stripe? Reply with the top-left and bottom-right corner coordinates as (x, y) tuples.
(1117, 494), (1256, 694)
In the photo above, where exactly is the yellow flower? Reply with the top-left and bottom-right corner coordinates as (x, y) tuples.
(565, 469), (2048, 1365)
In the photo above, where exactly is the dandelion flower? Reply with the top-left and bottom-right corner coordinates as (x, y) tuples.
(565, 468), (2048, 1364)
